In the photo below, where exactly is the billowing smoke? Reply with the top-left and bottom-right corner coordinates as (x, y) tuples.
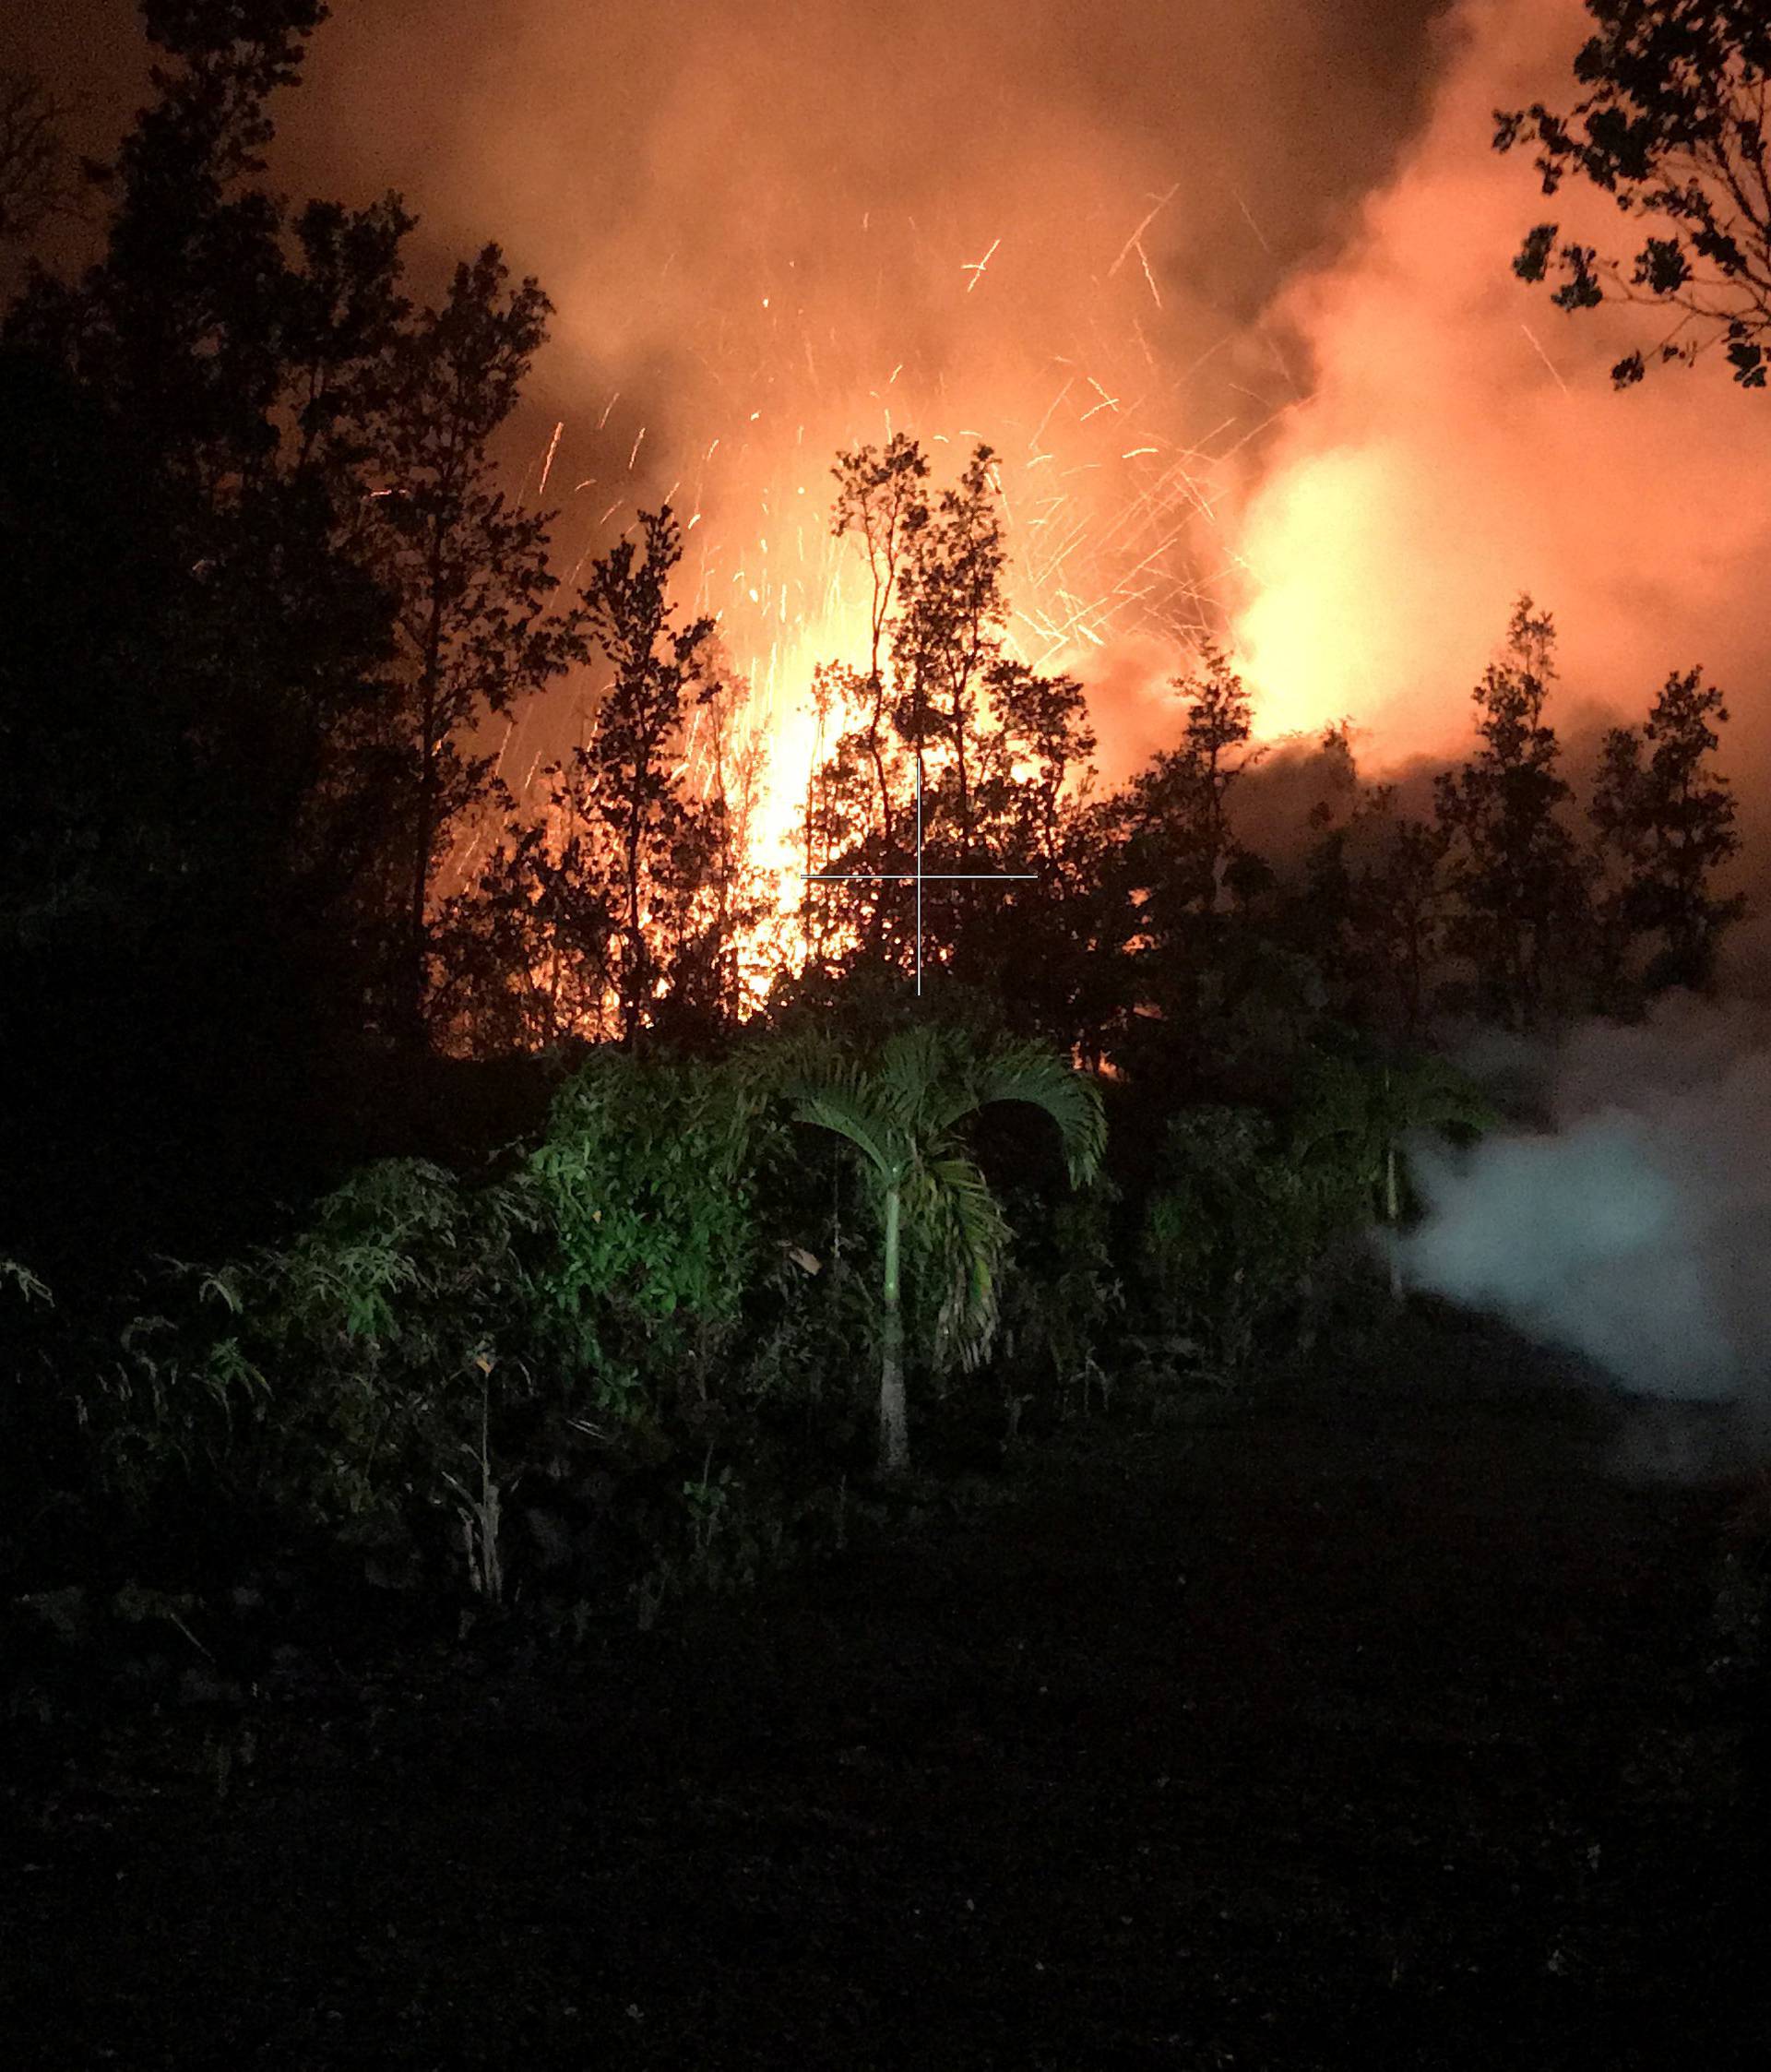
(1398, 998), (1771, 1452)
(260, 0), (1451, 799)
(1230, 0), (1771, 841)
(282, 0), (1770, 838)
(15, 2), (1770, 830)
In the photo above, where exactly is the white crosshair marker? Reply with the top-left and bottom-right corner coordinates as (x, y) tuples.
(802, 760), (1036, 995)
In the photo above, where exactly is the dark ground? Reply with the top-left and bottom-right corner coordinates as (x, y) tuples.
(3, 1317), (1767, 2069)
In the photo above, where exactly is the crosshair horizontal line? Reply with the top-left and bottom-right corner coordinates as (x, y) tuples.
(803, 873), (1039, 882)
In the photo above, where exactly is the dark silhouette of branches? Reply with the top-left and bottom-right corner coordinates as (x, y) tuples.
(0, 71), (79, 246)
(1497, 1), (1771, 386)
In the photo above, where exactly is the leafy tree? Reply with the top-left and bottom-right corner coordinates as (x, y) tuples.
(891, 445), (1009, 856)
(567, 506), (723, 1045)
(828, 431), (930, 852)
(1105, 643), (1266, 925)
(994, 1180), (1124, 1424)
(0, 0), (417, 1255)
(1332, 789), (1453, 1043)
(770, 1027), (1105, 1474)
(525, 1048), (764, 1421)
(1497, 1), (1771, 387)
(361, 246), (589, 1047)
(1082, 645), (1275, 1078)
(973, 659), (1097, 879)
(85, 1157), (547, 1597)
(800, 437), (1097, 1003)
(1142, 1107), (1324, 1383)
(1433, 597), (1591, 1029)
(1588, 663), (1745, 991)
(439, 504), (760, 1054)
(1293, 1044), (1496, 1297)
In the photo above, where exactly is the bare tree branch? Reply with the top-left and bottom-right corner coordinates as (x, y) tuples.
(0, 69), (80, 247)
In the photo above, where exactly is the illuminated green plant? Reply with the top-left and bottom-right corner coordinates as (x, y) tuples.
(1291, 1048), (1497, 1292)
(524, 1048), (765, 1421)
(767, 1025), (1106, 1475)
(87, 1161), (544, 1598)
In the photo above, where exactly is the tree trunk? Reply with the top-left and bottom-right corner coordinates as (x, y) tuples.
(1385, 1137), (1403, 1302)
(407, 720), (437, 1054)
(622, 752), (647, 1049)
(865, 670), (895, 853)
(878, 1181), (909, 1474)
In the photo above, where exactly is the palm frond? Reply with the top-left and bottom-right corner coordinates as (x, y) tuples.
(961, 1039), (1108, 1186)
(1391, 1054), (1497, 1136)
(909, 1150), (1009, 1372)
(784, 1081), (901, 1188)
(874, 1025), (953, 1133)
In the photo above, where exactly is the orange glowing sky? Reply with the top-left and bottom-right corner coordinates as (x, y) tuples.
(1228, 0), (1771, 796)
(16, 0), (1771, 855)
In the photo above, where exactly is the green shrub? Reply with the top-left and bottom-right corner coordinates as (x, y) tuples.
(995, 1179), (1124, 1423)
(523, 1048), (769, 1423)
(89, 1160), (542, 1581)
(1141, 1106), (1333, 1384)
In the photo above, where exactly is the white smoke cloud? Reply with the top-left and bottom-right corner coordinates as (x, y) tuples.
(1398, 998), (1771, 1436)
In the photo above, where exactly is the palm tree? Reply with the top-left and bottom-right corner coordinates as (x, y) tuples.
(1295, 1047), (1495, 1296)
(770, 1025), (1106, 1474)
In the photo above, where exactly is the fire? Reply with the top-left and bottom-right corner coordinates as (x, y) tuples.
(664, 393), (1242, 906)
(1230, 444), (1411, 746)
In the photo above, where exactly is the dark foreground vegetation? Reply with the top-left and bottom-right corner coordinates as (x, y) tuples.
(4, 1304), (1769, 2068)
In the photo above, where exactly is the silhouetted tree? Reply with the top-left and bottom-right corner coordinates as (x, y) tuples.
(1077, 647), (1290, 1084)
(1589, 663), (1745, 991)
(1433, 597), (1591, 1029)
(974, 659), (1097, 882)
(891, 445), (1008, 857)
(829, 431), (929, 851)
(1100, 642), (1266, 935)
(561, 506), (721, 1048)
(798, 438), (1099, 1007)
(1497, 0), (1771, 387)
(360, 246), (588, 1046)
(0, 0), (414, 1256)
(1339, 790), (1452, 1043)
(0, 70), (77, 248)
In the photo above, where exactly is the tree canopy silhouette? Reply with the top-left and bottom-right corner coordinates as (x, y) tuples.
(1497, 0), (1771, 387)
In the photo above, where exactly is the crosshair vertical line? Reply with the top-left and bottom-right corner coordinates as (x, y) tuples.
(802, 754), (1036, 994)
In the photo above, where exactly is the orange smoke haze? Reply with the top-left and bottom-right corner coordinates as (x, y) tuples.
(1230, 0), (1771, 814)
(257, 0), (1453, 840)
(18, 0), (1768, 855)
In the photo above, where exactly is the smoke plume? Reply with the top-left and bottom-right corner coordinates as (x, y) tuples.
(1398, 998), (1771, 1459)
(12, 2), (1770, 837)
(261, 0), (1451, 802)
(1230, 0), (1771, 842)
